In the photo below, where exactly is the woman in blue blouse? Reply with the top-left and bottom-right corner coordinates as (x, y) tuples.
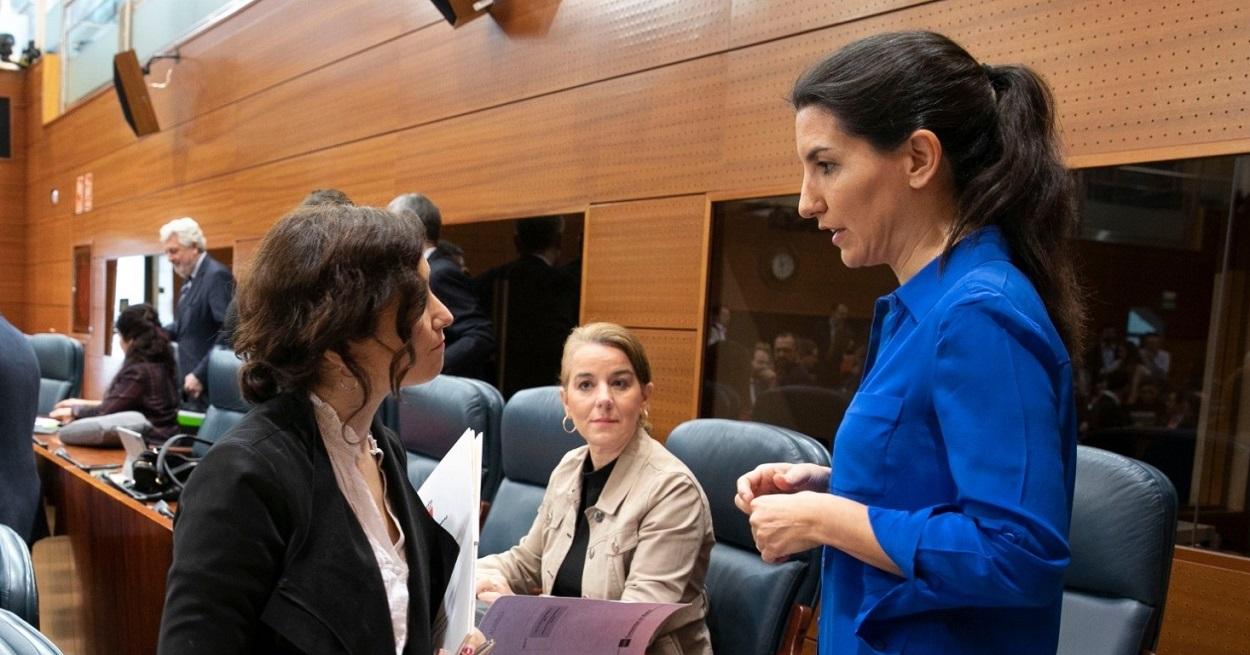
(736, 31), (1086, 654)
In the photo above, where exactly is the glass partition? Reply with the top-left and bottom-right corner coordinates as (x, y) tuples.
(61, 0), (121, 107)
(700, 195), (895, 445)
(55, 0), (253, 113)
(132, 0), (246, 63)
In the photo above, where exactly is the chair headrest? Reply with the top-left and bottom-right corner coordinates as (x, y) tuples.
(27, 333), (82, 382)
(500, 386), (583, 486)
(398, 375), (497, 458)
(1067, 446), (1177, 608)
(667, 419), (830, 551)
(205, 348), (249, 413)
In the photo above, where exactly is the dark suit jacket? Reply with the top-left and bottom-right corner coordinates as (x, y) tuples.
(475, 255), (578, 397)
(158, 393), (459, 655)
(166, 254), (234, 382)
(0, 315), (42, 544)
(428, 249), (495, 380)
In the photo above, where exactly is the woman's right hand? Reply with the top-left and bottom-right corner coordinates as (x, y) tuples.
(475, 572), (514, 605)
(49, 407), (75, 423)
(735, 463), (831, 513)
(53, 398), (93, 409)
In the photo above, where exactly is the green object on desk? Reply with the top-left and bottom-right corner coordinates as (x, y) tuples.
(177, 410), (206, 429)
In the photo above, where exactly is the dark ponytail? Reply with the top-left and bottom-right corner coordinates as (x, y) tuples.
(114, 303), (178, 382)
(964, 64), (1086, 367)
(792, 31), (1086, 367)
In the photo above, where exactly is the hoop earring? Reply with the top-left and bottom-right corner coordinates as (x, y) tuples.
(562, 416), (577, 434)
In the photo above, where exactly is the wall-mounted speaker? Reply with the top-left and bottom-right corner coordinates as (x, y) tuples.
(430, 0), (493, 27)
(112, 50), (160, 137)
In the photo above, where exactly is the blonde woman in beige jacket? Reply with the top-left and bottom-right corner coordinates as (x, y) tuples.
(476, 323), (714, 655)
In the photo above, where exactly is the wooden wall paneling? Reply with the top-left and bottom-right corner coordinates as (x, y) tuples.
(85, 103), (242, 213)
(27, 86), (136, 185)
(393, 88), (588, 220)
(1, 70), (26, 324)
(728, 0), (928, 47)
(25, 303), (70, 335)
(231, 133), (401, 233)
(144, 0), (442, 129)
(21, 0), (442, 188)
(25, 258), (72, 320)
(630, 328), (702, 442)
(1157, 547), (1250, 655)
(581, 195), (710, 330)
(582, 56), (727, 199)
(232, 237), (263, 281)
(393, 54), (728, 222)
(720, 0), (1250, 192)
(231, 43), (403, 170)
(21, 60), (42, 143)
(394, 0), (732, 129)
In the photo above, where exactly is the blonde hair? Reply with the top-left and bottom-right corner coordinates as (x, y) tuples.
(560, 322), (653, 431)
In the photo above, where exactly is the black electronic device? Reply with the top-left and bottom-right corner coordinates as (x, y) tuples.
(429, 0), (493, 27)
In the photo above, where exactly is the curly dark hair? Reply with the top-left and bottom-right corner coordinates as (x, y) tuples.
(232, 204), (428, 412)
(114, 303), (177, 380)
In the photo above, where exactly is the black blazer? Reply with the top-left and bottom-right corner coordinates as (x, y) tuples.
(0, 315), (42, 544)
(428, 250), (495, 380)
(158, 393), (459, 655)
(166, 254), (235, 382)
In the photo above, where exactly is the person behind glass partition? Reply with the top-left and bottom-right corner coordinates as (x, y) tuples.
(736, 31), (1086, 655)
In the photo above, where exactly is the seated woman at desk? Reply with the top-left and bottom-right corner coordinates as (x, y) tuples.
(476, 322), (714, 655)
(51, 303), (180, 445)
(159, 204), (480, 655)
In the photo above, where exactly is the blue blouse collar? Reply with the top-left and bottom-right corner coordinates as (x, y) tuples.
(892, 225), (1011, 321)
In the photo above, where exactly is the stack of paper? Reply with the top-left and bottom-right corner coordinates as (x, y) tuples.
(418, 428), (482, 652)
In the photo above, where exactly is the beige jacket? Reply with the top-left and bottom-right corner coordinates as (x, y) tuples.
(478, 430), (714, 655)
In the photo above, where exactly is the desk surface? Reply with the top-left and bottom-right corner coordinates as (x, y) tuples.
(33, 435), (175, 531)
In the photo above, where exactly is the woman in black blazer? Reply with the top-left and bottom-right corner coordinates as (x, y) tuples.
(158, 203), (468, 654)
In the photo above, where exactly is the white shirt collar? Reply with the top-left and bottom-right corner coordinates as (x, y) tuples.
(189, 252), (207, 279)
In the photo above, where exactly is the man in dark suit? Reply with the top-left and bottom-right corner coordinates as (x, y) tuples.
(474, 216), (579, 397)
(160, 217), (235, 408)
(387, 193), (496, 381)
(0, 313), (43, 544)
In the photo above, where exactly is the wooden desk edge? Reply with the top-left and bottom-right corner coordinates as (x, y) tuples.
(34, 442), (175, 532)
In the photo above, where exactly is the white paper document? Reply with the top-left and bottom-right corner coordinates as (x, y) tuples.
(418, 428), (482, 652)
(478, 595), (686, 654)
